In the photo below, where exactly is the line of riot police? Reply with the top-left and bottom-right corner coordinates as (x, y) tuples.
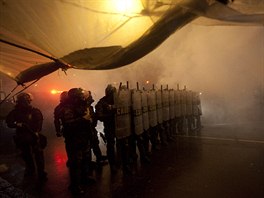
(95, 82), (203, 179)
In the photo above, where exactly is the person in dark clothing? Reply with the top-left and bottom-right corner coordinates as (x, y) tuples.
(59, 88), (95, 195)
(54, 91), (72, 168)
(54, 91), (68, 137)
(5, 92), (47, 181)
(84, 90), (108, 166)
(95, 84), (118, 173)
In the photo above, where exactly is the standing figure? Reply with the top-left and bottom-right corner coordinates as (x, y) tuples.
(54, 91), (72, 167)
(84, 90), (108, 166)
(59, 88), (95, 195)
(95, 84), (118, 173)
(54, 91), (68, 137)
(6, 92), (47, 181)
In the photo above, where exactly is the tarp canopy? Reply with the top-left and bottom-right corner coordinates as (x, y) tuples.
(0, 0), (263, 84)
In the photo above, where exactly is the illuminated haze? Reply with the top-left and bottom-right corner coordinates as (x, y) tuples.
(2, 24), (264, 126)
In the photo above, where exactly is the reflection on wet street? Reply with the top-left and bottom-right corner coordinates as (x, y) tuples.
(1, 122), (264, 198)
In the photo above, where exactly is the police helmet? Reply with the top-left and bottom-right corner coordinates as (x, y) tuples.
(16, 92), (33, 105)
(60, 91), (68, 103)
(68, 88), (85, 101)
(82, 90), (90, 100)
(105, 84), (116, 96)
(120, 85), (127, 90)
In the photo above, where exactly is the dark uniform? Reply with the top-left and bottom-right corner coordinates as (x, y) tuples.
(85, 91), (107, 165)
(5, 92), (47, 181)
(54, 91), (73, 168)
(54, 91), (68, 137)
(95, 85), (117, 173)
(59, 88), (94, 195)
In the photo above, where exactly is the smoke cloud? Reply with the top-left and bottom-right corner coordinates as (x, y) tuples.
(1, 24), (263, 127)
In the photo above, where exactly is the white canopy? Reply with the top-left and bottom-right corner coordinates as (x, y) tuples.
(0, 0), (263, 84)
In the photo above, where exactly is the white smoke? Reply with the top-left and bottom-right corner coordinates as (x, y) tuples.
(2, 23), (263, 126)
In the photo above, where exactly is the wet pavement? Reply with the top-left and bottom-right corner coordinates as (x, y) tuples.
(1, 121), (264, 198)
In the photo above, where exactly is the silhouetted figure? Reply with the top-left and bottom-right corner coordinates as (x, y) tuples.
(6, 92), (47, 181)
(95, 84), (118, 173)
(54, 91), (73, 168)
(59, 88), (95, 195)
(54, 91), (68, 137)
(84, 90), (108, 166)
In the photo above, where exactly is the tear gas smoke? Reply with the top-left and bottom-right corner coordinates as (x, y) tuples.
(1, 24), (263, 129)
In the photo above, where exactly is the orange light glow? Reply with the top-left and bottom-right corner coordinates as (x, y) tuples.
(146, 80), (150, 84)
(50, 89), (63, 95)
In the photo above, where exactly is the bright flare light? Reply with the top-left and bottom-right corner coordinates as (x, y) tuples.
(112, 0), (142, 13)
(50, 89), (63, 95)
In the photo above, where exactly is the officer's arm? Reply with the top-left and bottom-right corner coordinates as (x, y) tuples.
(5, 110), (18, 128)
(95, 101), (116, 121)
(32, 108), (43, 133)
(54, 107), (62, 136)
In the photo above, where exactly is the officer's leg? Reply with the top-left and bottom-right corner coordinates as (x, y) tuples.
(149, 126), (159, 151)
(136, 135), (150, 164)
(34, 148), (47, 181)
(81, 148), (96, 185)
(21, 145), (35, 177)
(142, 130), (151, 156)
(116, 138), (132, 175)
(187, 116), (194, 135)
(159, 123), (168, 146)
(105, 130), (117, 173)
(177, 117), (184, 134)
(68, 147), (84, 195)
(196, 115), (202, 135)
(128, 134), (137, 163)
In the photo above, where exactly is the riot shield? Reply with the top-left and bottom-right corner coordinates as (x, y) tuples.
(162, 89), (170, 122)
(156, 90), (163, 124)
(174, 90), (181, 118)
(192, 92), (199, 116)
(114, 88), (132, 139)
(131, 89), (144, 136)
(141, 90), (150, 131)
(169, 89), (175, 120)
(186, 90), (193, 116)
(147, 90), (158, 128)
(180, 90), (187, 117)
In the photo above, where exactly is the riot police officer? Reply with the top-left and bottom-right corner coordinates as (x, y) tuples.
(54, 91), (68, 137)
(95, 84), (118, 173)
(84, 90), (108, 166)
(6, 92), (47, 181)
(59, 88), (95, 195)
(54, 91), (73, 168)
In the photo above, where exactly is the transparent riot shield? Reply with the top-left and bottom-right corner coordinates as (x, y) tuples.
(180, 90), (187, 117)
(161, 89), (170, 122)
(192, 92), (199, 117)
(114, 88), (132, 139)
(147, 90), (158, 128)
(156, 90), (163, 124)
(186, 90), (193, 116)
(174, 90), (182, 118)
(131, 89), (144, 136)
(169, 89), (175, 120)
(141, 90), (149, 131)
